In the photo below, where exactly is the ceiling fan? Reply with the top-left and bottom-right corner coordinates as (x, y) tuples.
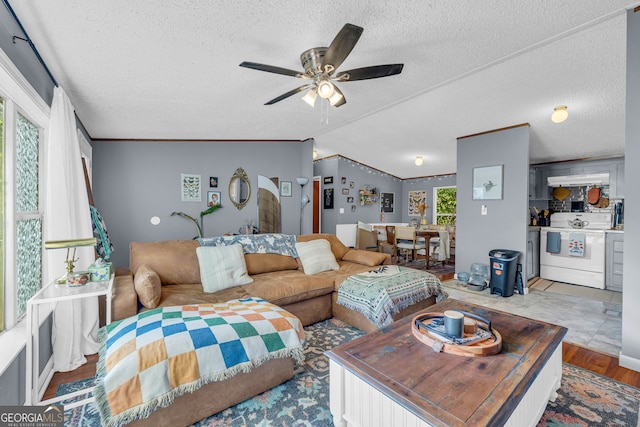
(239, 23), (404, 108)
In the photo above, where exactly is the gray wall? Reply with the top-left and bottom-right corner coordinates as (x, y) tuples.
(621, 9), (639, 370)
(313, 156), (405, 233)
(92, 140), (313, 268)
(456, 125), (530, 279)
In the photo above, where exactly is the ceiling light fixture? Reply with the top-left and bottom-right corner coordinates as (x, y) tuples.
(317, 80), (335, 99)
(415, 156), (423, 166)
(302, 89), (317, 107)
(551, 105), (568, 123)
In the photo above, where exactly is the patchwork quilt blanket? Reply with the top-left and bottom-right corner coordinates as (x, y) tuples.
(198, 233), (298, 257)
(337, 265), (448, 328)
(95, 297), (305, 427)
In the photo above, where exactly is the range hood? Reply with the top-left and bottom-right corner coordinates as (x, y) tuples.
(547, 173), (610, 187)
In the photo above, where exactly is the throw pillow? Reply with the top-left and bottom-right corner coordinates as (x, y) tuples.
(134, 264), (162, 309)
(295, 239), (339, 275)
(342, 249), (387, 267)
(196, 244), (253, 293)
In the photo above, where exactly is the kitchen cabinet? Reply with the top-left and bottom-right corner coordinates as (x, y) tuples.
(605, 232), (623, 292)
(528, 167), (550, 200)
(526, 229), (540, 280)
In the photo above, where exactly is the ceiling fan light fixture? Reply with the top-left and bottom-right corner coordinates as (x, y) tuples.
(415, 156), (423, 166)
(302, 89), (317, 107)
(551, 105), (568, 123)
(317, 80), (335, 98)
(328, 90), (344, 106)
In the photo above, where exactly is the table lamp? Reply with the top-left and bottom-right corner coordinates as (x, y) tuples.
(45, 237), (97, 284)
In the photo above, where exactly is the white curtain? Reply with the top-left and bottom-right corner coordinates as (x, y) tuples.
(45, 87), (99, 372)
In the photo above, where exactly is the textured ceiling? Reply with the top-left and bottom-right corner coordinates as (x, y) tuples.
(9, 1), (639, 178)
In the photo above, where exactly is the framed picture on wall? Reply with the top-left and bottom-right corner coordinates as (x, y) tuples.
(209, 177), (218, 187)
(280, 181), (292, 197)
(473, 165), (503, 200)
(408, 190), (426, 215)
(342, 188), (349, 195)
(380, 192), (395, 213)
(181, 173), (201, 202)
(324, 176), (333, 184)
(207, 191), (221, 206)
(324, 188), (334, 209)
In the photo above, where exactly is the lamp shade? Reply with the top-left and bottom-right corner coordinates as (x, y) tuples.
(296, 177), (309, 186)
(45, 237), (97, 249)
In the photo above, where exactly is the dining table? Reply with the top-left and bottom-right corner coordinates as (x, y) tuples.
(415, 228), (441, 269)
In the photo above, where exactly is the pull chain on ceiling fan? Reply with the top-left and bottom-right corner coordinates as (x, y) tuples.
(239, 23), (404, 108)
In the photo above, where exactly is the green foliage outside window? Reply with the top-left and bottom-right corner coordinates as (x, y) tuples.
(435, 187), (456, 225)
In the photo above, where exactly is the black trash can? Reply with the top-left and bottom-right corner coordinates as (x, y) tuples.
(489, 249), (521, 297)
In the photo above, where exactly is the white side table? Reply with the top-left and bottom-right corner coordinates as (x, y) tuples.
(25, 274), (114, 407)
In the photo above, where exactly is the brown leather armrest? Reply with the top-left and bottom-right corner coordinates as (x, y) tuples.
(111, 272), (138, 322)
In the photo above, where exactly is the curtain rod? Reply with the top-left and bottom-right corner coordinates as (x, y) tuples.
(3, 0), (58, 87)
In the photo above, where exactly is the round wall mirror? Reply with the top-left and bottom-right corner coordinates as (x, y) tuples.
(229, 167), (251, 210)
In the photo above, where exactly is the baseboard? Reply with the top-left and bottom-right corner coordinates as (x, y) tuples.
(618, 352), (640, 372)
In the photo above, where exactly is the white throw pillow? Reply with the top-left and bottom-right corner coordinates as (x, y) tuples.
(196, 244), (253, 293)
(295, 239), (339, 275)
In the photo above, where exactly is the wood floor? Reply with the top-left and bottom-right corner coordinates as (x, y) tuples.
(42, 341), (640, 402)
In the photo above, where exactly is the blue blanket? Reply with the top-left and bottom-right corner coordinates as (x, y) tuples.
(198, 233), (298, 257)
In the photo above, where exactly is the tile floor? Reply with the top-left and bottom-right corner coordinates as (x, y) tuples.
(441, 280), (623, 356)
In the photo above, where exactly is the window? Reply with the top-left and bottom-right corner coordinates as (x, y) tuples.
(433, 186), (456, 225)
(0, 50), (49, 332)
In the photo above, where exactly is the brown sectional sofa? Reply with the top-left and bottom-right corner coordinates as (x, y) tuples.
(109, 233), (438, 426)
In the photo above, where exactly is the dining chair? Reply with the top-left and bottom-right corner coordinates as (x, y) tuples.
(356, 227), (379, 252)
(394, 226), (427, 263)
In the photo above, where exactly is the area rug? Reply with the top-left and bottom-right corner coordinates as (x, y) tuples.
(397, 258), (455, 279)
(58, 319), (640, 426)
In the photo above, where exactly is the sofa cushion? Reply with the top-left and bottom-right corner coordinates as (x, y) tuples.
(196, 244), (253, 292)
(242, 269), (335, 307)
(297, 234), (350, 261)
(295, 239), (339, 275)
(130, 240), (201, 285)
(134, 264), (162, 308)
(244, 253), (299, 275)
(342, 249), (387, 266)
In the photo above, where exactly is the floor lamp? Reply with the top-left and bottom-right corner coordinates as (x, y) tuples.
(297, 177), (309, 235)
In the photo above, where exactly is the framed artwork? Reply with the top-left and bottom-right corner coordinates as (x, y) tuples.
(207, 191), (221, 206)
(181, 173), (201, 202)
(209, 176), (218, 188)
(341, 177), (347, 184)
(408, 190), (426, 215)
(324, 176), (333, 184)
(347, 196), (354, 203)
(280, 181), (292, 197)
(351, 205), (357, 212)
(324, 188), (334, 209)
(380, 192), (395, 213)
(473, 165), (503, 200)
(342, 188), (349, 195)
(350, 181), (354, 188)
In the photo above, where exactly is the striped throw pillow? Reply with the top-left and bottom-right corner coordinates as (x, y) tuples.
(196, 244), (253, 293)
(295, 239), (339, 275)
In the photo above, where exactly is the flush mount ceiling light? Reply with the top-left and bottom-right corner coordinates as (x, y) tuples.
(415, 156), (423, 166)
(551, 105), (568, 123)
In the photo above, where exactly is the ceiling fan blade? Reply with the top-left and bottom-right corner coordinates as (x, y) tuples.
(265, 84), (314, 105)
(335, 64), (404, 81)
(239, 61), (304, 78)
(321, 23), (364, 73)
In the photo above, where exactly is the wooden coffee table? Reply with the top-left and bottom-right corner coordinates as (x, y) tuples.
(326, 298), (567, 427)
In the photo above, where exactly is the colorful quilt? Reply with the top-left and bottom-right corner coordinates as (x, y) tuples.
(198, 233), (298, 257)
(94, 297), (305, 427)
(337, 266), (448, 328)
